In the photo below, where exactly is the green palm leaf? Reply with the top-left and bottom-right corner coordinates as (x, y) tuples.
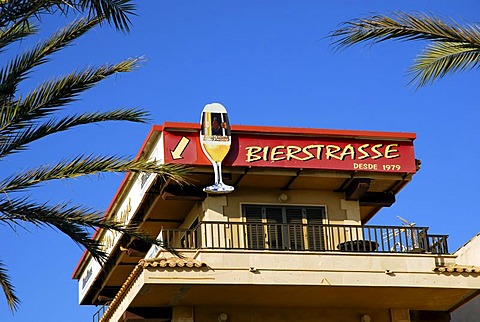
(411, 42), (480, 86)
(0, 261), (19, 312)
(0, 17), (102, 101)
(0, 156), (189, 193)
(331, 12), (480, 47)
(0, 0), (135, 31)
(0, 109), (149, 158)
(331, 12), (480, 87)
(0, 22), (36, 52)
(0, 57), (140, 135)
(0, 198), (158, 262)
(80, 0), (136, 32)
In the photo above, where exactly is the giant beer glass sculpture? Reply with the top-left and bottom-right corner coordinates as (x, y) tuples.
(200, 103), (234, 194)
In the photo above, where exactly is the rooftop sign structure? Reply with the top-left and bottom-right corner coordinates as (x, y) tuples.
(164, 123), (416, 174)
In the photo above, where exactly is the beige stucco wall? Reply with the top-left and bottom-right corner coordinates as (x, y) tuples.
(454, 233), (480, 266)
(218, 187), (358, 224)
(194, 306), (391, 322)
(177, 188), (360, 229)
(189, 250), (460, 290)
(192, 188), (361, 249)
(104, 248), (473, 322)
(180, 202), (203, 229)
(450, 233), (480, 322)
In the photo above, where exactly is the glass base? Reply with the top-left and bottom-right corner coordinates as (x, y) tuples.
(203, 183), (234, 194)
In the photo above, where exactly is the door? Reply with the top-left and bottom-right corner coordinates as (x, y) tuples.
(243, 205), (326, 251)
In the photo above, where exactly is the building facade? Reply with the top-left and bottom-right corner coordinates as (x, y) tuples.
(73, 122), (480, 322)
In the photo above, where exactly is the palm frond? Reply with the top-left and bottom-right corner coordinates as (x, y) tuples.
(80, 0), (136, 32)
(0, 57), (140, 134)
(410, 42), (480, 87)
(331, 12), (480, 49)
(331, 12), (480, 87)
(19, 58), (138, 112)
(0, 260), (20, 312)
(0, 1), (69, 27)
(0, 156), (189, 193)
(0, 198), (158, 262)
(0, 108), (149, 158)
(0, 21), (36, 52)
(0, 1), (43, 27)
(0, 1), (135, 31)
(0, 17), (102, 101)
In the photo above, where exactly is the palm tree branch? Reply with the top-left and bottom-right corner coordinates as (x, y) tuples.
(0, 108), (149, 158)
(410, 42), (480, 87)
(0, 1), (47, 28)
(0, 58), (140, 134)
(0, 0), (135, 31)
(79, 0), (136, 32)
(0, 21), (36, 53)
(0, 17), (102, 101)
(0, 198), (158, 262)
(0, 260), (20, 312)
(331, 12), (480, 49)
(0, 156), (189, 193)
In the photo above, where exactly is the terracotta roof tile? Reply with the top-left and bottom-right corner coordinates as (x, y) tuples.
(433, 264), (480, 274)
(139, 257), (205, 268)
(99, 264), (143, 322)
(99, 256), (205, 322)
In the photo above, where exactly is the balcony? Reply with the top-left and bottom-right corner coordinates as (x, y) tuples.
(95, 222), (456, 322)
(157, 221), (449, 255)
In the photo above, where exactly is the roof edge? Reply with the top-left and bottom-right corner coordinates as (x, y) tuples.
(163, 122), (416, 140)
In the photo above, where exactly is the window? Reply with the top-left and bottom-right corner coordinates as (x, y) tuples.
(243, 205), (326, 251)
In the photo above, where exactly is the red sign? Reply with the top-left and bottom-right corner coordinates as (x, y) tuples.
(163, 131), (416, 173)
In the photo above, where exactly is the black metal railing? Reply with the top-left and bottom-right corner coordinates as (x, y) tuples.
(93, 304), (108, 322)
(160, 221), (449, 254)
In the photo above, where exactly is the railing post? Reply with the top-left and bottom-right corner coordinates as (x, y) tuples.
(423, 228), (431, 253)
(443, 236), (449, 254)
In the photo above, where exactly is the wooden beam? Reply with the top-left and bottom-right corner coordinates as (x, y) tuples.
(344, 178), (371, 201)
(123, 307), (172, 321)
(359, 192), (395, 207)
(161, 185), (206, 201)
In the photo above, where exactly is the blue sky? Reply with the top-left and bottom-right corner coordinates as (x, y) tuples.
(1, 1), (480, 320)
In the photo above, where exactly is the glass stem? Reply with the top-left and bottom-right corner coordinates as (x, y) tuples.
(217, 162), (223, 185)
(216, 162), (224, 185)
(212, 162), (220, 184)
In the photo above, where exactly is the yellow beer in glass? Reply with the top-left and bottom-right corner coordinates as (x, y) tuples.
(203, 144), (230, 163)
